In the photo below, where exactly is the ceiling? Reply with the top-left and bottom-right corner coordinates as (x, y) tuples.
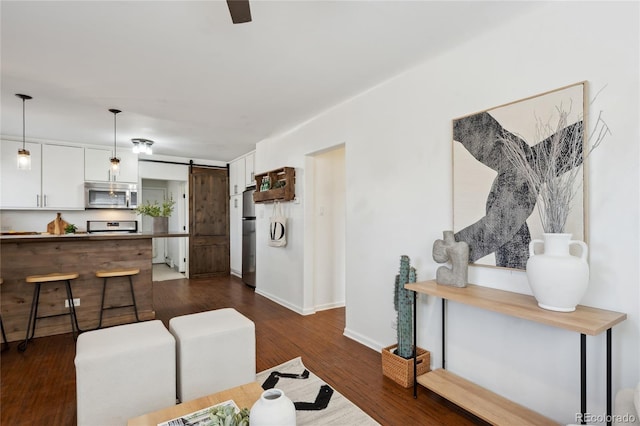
(1, 1), (537, 162)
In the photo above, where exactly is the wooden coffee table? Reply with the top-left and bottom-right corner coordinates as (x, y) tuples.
(127, 382), (263, 425)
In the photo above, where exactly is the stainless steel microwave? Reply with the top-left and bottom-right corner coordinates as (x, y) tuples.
(84, 182), (138, 209)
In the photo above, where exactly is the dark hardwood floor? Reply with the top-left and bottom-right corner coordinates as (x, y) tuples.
(1, 275), (486, 425)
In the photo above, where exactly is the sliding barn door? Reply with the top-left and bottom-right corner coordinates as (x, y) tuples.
(189, 166), (230, 278)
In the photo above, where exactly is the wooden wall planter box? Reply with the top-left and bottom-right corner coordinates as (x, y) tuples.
(253, 167), (295, 203)
(253, 186), (287, 203)
(382, 345), (430, 388)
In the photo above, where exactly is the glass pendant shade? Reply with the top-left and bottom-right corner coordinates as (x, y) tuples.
(15, 93), (32, 170)
(110, 156), (120, 176)
(17, 148), (31, 170)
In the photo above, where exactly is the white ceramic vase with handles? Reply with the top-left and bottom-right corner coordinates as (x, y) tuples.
(526, 233), (589, 312)
(250, 388), (296, 426)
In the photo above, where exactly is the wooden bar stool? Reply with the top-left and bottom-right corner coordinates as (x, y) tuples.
(18, 272), (80, 352)
(95, 268), (140, 329)
(1, 278), (8, 352)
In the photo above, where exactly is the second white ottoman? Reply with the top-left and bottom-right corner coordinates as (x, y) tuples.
(170, 308), (256, 402)
(74, 320), (176, 426)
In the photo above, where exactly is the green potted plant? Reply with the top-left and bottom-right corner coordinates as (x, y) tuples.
(134, 198), (175, 234)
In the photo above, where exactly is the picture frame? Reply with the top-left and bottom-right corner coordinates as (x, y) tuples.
(452, 82), (586, 270)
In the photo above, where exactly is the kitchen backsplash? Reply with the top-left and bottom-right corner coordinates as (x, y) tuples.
(0, 209), (137, 233)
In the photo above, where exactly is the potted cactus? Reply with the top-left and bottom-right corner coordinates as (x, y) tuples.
(381, 255), (430, 387)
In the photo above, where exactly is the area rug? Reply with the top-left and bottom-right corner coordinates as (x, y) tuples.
(256, 357), (379, 425)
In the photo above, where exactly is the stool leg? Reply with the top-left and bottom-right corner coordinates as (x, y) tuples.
(18, 282), (41, 352)
(128, 275), (140, 322)
(63, 280), (80, 339)
(98, 277), (108, 329)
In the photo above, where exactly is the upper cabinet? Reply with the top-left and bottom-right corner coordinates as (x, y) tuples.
(0, 141), (84, 210)
(244, 151), (255, 188)
(229, 157), (245, 196)
(1, 141), (42, 209)
(85, 147), (138, 183)
(42, 145), (85, 209)
(229, 151), (256, 196)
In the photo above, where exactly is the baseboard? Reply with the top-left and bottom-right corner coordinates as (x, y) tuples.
(254, 288), (314, 315)
(343, 327), (384, 352)
(230, 270), (241, 278)
(314, 301), (345, 312)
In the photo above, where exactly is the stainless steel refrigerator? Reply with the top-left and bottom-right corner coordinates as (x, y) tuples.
(242, 187), (256, 288)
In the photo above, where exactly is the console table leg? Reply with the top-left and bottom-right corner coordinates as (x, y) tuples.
(581, 333), (587, 425)
(442, 299), (446, 370)
(413, 290), (418, 399)
(607, 328), (612, 426)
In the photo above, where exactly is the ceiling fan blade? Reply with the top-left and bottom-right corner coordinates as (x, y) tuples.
(226, 0), (252, 24)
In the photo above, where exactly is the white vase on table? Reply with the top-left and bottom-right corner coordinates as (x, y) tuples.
(250, 388), (296, 426)
(526, 233), (589, 312)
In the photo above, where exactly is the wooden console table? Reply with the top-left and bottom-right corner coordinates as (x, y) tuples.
(405, 280), (627, 426)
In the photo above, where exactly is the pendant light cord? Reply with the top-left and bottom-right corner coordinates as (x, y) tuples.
(113, 111), (117, 157)
(109, 108), (121, 158)
(22, 97), (26, 149)
(15, 94), (32, 150)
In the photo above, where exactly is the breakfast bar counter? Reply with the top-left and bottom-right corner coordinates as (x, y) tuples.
(0, 232), (189, 242)
(0, 232), (188, 342)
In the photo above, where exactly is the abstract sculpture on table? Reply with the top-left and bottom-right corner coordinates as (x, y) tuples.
(394, 255), (416, 359)
(433, 231), (469, 288)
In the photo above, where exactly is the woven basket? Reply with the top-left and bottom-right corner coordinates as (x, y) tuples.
(381, 345), (430, 388)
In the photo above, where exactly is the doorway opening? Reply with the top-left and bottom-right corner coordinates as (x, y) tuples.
(141, 179), (187, 279)
(306, 144), (346, 312)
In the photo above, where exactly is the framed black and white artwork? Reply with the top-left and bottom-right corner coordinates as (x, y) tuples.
(452, 82), (586, 270)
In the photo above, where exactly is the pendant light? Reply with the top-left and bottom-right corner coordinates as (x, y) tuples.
(109, 108), (121, 178)
(15, 94), (33, 170)
(131, 138), (154, 155)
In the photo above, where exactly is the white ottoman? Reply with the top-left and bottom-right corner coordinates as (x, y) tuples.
(169, 308), (256, 402)
(74, 320), (176, 426)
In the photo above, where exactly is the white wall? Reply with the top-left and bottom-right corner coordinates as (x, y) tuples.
(254, 2), (639, 424)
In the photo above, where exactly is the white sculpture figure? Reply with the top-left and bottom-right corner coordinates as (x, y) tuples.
(433, 230), (469, 287)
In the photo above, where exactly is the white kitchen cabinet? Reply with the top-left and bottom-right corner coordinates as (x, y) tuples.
(229, 194), (243, 277)
(117, 151), (139, 183)
(228, 157), (245, 197)
(42, 144), (85, 209)
(244, 151), (255, 188)
(1, 140), (42, 208)
(84, 148), (111, 182)
(85, 147), (138, 183)
(0, 141), (84, 209)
